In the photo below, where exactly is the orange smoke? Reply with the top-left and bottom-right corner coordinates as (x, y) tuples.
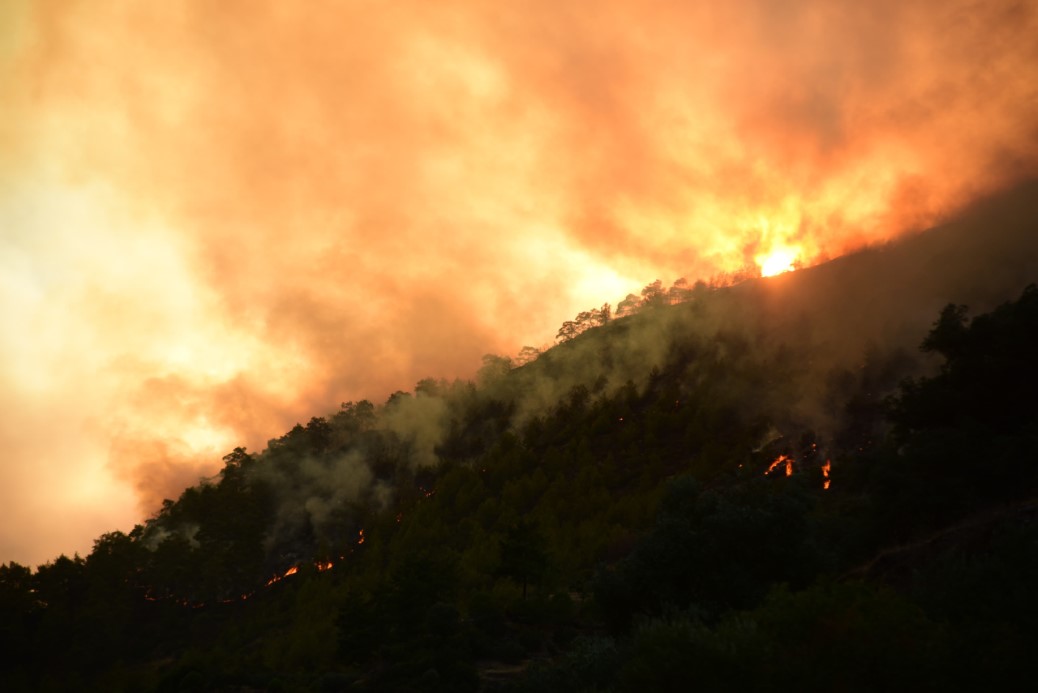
(1, 0), (1037, 564)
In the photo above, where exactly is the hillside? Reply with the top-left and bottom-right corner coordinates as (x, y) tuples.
(2, 180), (1038, 692)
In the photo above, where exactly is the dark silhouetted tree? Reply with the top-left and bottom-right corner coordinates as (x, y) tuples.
(498, 519), (548, 599)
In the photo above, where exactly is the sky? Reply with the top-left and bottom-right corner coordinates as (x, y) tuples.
(1, 0), (1037, 566)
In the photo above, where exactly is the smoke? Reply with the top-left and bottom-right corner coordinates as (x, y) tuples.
(380, 393), (452, 470)
(503, 180), (1038, 449)
(145, 178), (1038, 565)
(2, 0), (1037, 565)
(255, 450), (376, 552)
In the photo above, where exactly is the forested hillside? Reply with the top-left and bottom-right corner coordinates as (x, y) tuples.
(2, 184), (1038, 692)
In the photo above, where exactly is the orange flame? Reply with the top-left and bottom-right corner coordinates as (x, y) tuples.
(357, 529), (365, 545)
(765, 454), (794, 477)
(265, 564), (301, 587)
(822, 459), (831, 490)
(757, 246), (800, 277)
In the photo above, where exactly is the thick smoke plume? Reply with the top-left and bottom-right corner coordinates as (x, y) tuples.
(1, 0), (1037, 564)
(191, 180), (1038, 564)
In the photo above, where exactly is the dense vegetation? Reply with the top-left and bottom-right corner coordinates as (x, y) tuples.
(2, 270), (1037, 691)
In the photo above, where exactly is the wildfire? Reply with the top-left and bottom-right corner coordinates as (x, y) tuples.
(757, 246), (800, 277)
(263, 555), (343, 585)
(265, 564), (300, 587)
(765, 454), (794, 477)
(764, 454), (831, 489)
(357, 529), (365, 545)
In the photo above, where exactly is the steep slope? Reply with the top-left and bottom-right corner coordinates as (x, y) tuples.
(0, 179), (1036, 691)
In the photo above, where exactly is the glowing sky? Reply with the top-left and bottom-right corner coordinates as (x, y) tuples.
(2, 0), (1037, 565)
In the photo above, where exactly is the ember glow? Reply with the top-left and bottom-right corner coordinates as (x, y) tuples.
(766, 455), (795, 478)
(2, 0), (1037, 565)
(264, 557), (341, 587)
(822, 459), (832, 490)
(265, 564), (300, 587)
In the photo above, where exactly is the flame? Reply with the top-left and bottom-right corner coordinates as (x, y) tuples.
(6, 0), (1038, 567)
(357, 529), (365, 545)
(765, 454), (794, 477)
(822, 459), (831, 490)
(265, 564), (300, 587)
(757, 246), (800, 277)
(148, 556), (333, 608)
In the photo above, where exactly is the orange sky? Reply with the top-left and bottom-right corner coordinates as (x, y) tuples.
(2, 0), (1037, 566)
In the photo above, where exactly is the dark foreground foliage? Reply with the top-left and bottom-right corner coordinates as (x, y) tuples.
(2, 282), (1037, 692)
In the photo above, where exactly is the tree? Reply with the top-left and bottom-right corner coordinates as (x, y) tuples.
(667, 277), (698, 304)
(556, 320), (580, 344)
(616, 293), (641, 317)
(878, 284), (1038, 524)
(477, 354), (513, 385)
(415, 377), (446, 398)
(920, 303), (969, 359)
(515, 345), (542, 366)
(334, 399), (376, 433)
(305, 416), (332, 453)
(385, 390), (413, 408)
(892, 284), (1038, 435)
(556, 304), (614, 344)
(640, 279), (666, 308)
(594, 475), (818, 630)
(498, 520), (548, 599)
(33, 554), (87, 613)
(0, 561), (36, 665)
(219, 447), (255, 490)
